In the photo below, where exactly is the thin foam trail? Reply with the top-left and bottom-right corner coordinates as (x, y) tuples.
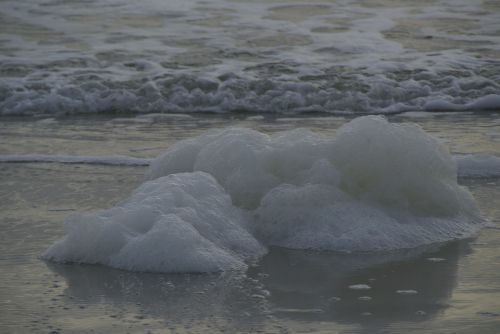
(0, 154), (152, 166)
(2, 153), (498, 178)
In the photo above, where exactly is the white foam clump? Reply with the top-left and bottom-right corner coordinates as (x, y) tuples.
(43, 172), (265, 272)
(349, 284), (371, 290)
(456, 154), (500, 178)
(44, 116), (483, 273)
(148, 116), (481, 252)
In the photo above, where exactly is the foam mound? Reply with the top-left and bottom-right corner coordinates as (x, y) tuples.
(43, 172), (266, 272)
(44, 116), (484, 272)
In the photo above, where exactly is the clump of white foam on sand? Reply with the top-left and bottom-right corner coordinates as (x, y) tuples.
(43, 116), (484, 273)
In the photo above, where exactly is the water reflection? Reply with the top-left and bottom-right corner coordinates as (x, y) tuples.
(46, 262), (271, 332)
(248, 240), (473, 334)
(46, 240), (472, 332)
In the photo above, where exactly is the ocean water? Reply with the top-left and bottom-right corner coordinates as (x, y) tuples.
(1, 0), (499, 115)
(1, 0), (500, 333)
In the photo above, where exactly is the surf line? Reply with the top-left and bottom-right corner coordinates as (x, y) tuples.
(0, 154), (152, 166)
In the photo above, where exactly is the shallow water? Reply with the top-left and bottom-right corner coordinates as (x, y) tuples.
(1, 113), (499, 333)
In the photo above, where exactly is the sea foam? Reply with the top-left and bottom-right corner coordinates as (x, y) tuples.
(43, 172), (265, 272)
(455, 154), (500, 178)
(0, 154), (152, 166)
(3, 74), (499, 116)
(43, 116), (484, 272)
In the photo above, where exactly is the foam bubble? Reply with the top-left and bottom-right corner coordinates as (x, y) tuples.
(43, 172), (266, 273)
(45, 116), (484, 272)
(396, 290), (418, 295)
(358, 296), (372, 301)
(456, 154), (500, 178)
(349, 284), (371, 290)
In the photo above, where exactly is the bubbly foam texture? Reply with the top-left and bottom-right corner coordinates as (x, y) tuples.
(455, 154), (500, 178)
(1, 0), (499, 115)
(43, 172), (266, 272)
(44, 116), (484, 272)
(2, 69), (499, 115)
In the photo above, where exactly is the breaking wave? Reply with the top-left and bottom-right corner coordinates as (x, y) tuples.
(2, 69), (500, 116)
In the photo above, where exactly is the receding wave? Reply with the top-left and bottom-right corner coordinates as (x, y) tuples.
(42, 116), (486, 273)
